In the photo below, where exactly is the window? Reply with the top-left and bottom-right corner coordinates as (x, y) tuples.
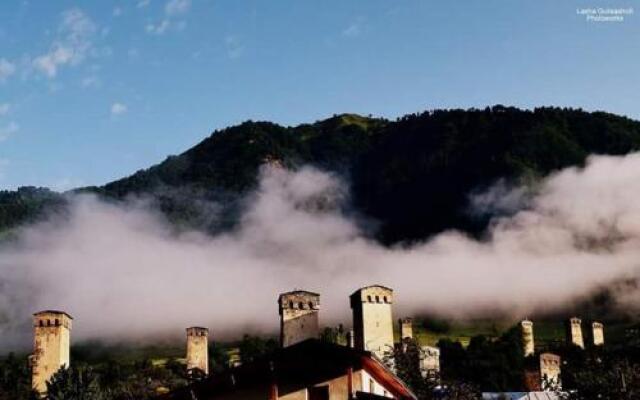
(369, 379), (375, 393)
(367, 295), (372, 302)
(299, 302), (304, 309)
(309, 386), (329, 400)
(375, 295), (380, 303)
(55, 319), (60, 326)
(383, 296), (388, 303)
(39, 320), (44, 327)
(289, 301), (293, 309)
(308, 301), (314, 309)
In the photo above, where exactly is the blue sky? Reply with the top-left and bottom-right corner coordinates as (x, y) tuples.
(0, 0), (638, 190)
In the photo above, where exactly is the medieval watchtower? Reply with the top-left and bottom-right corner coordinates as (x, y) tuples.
(420, 346), (441, 379)
(540, 352), (562, 390)
(520, 319), (535, 357)
(186, 327), (209, 375)
(591, 321), (604, 346)
(278, 290), (320, 347)
(350, 285), (394, 360)
(399, 317), (413, 340)
(566, 317), (584, 349)
(31, 310), (73, 395)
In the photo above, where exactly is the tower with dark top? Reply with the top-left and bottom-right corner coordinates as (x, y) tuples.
(278, 290), (320, 347)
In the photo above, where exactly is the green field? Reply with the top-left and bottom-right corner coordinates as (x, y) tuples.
(398, 318), (636, 349)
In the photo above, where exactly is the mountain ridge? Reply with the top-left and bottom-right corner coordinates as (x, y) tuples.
(3, 106), (640, 244)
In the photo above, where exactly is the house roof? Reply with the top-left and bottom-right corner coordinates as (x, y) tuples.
(160, 339), (416, 400)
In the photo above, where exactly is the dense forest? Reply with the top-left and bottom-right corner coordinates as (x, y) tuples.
(2, 106), (640, 244)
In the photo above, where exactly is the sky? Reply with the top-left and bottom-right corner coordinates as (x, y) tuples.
(0, 0), (638, 191)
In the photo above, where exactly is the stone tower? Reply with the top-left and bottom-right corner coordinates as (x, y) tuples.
(350, 285), (394, 360)
(520, 319), (535, 357)
(591, 321), (604, 346)
(566, 317), (584, 349)
(186, 327), (209, 375)
(399, 317), (413, 340)
(420, 346), (441, 379)
(278, 290), (320, 347)
(31, 310), (72, 395)
(539, 352), (562, 390)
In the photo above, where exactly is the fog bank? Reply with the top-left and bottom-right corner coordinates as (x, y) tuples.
(2, 153), (640, 350)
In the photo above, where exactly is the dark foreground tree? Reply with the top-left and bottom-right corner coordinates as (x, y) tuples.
(437, 327), (525, 393)
(0, 353), (38, 400)
(46, 366), (105, 400)
(387, 339), (480, 400)
(560, 346), (640, 400)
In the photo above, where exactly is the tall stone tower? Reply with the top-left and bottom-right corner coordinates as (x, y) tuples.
(399, 317), (413, 340)
(539, 352), (562, 390)
(520, 319), (535, 357)
(566, 317), (584, 349)
(278, 290), (320, 347)
(31, 310), (72, 395)
(186, 327), (209, 375)
(591, 321), (604, 346)
(350, 285), (394, 360)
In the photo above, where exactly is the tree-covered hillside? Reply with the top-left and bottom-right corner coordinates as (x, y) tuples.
(0, 187), (67, 241)
(3, 106), (640, 244)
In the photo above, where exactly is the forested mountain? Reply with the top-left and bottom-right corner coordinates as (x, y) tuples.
(3, 106), (640, 244)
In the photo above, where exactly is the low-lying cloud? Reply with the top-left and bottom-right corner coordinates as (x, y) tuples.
(2, 152), (640, 350)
